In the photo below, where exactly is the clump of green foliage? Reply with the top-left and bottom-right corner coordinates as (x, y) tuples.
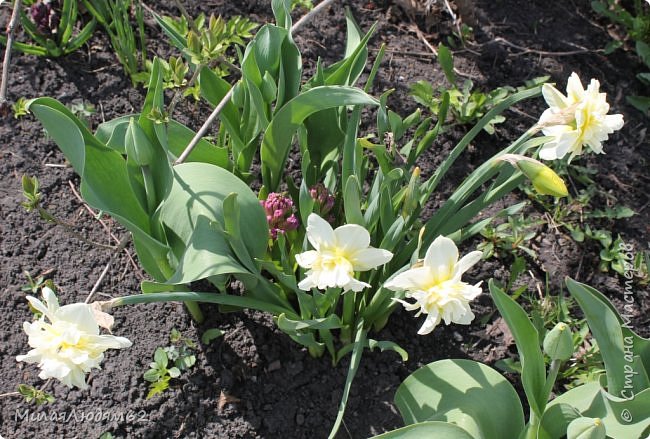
(83, 0), (148, 85)
(143, 328), (197, 399)
(410, 44), (547, 134)
(592, 0), (650, 114)
(1, 0), (96, 57)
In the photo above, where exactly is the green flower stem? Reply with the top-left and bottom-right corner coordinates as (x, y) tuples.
(340, 291), (356, 344)
(541, 358), (562, 405)
(319, 328), (336, 362)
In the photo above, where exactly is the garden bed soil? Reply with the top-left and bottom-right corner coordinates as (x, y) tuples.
(0, 0), (648, 438)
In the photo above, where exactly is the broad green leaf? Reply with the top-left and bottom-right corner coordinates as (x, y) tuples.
(242, 25), (286, 89)
(261, 86), (378, 191)
(95, 114), (229, 168)
(27, 98), (150, 234)
(542, 381), (650, 439)
(271, 0), (292, 30)
(198, 67), (242, 142)
(489, 280), (546, 417)
(165, 215), (250, 284)
(394, 359), (524, 439)
(372, 421), (474, 439)
(160, 163), (268, 281)
(566, 278), (650, 395)
(343, 175), (365, 226)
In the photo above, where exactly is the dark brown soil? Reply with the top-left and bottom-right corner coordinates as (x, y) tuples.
(1, 1), (648, 438)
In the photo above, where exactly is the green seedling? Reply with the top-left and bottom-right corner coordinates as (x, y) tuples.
(18, 384), (55, 405)
(12, 97), (30, 118)
(144, 329), (197, 399)
(1, 0), (96, 57)
(478, 214), (542, 259)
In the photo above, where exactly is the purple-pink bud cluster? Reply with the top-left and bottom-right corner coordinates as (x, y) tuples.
(261, 193), (299, 239)
(309, 183), (335, 217)
(30, 0), (59, 35)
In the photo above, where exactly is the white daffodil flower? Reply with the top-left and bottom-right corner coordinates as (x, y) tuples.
(384, 236), (482, 335)
(538, 72), (624, 161)
(295, 213), (393, 292)
(17, 287), (132, 389)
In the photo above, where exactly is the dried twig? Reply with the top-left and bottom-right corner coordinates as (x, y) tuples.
(85, 234), (131, 304)
(292, 0), (337, 33)
(491, 37), (601, 57)
(68, 181), (142, 277)
(0, 0), (22, 112)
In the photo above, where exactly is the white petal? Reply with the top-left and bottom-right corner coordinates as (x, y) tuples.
(88, 335), (133, 349)
(343, 277), (370, 292)
(350, 248), (393, 271)
(453, 307), (475, 325)
(25, 296), (51, 320)
(553, 130), (581, 160)
(295, 250), (319, 268)
(604, 114), (624, 131)
(542, 84), (568, 109)
(566, 72), (585, 103)
(333, 224), (371, 252)
(57, 304), (99, 335)
(423, 236), (458, 282)
(417, 313), (441, 335)
(452, 251), (482, 280)
(384, 267), (431, 291)
(306, 213), (335, 251)
(42, 287), (60, 314)
(298, 274), (316, 291)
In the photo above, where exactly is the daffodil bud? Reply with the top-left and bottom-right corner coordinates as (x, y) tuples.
(500, 154), (568, 197)
(567, 417), (606, 439)
(402, 166), (421, 218)
(125, 118), (155, 167)
(543, 322), (573, 361)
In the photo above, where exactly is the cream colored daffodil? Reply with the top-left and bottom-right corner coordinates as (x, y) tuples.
(296, 213), (393, 292)
(16, 287), (132, 389)
(384, 236), (482, 335)
(538, 72), (623, 161)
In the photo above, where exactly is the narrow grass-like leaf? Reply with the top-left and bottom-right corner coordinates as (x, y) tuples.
(489, 280), (546, 417)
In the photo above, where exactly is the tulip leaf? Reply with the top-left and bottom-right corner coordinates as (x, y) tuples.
(159, 163), (273, 295)
(164, 215), (250, 285)
(343, 175), (365, 226)
(198, 67), (242, 143)
(565, 277), (650, 395)
(95, 114), (230, 168)
(371, 421), (474, 439)
(260, 86), (378, 191)
(540, 381), (650, 439)
(489, 280), (546, 417)
(27, 98), (150, 234)
(394, 359), (525, 439)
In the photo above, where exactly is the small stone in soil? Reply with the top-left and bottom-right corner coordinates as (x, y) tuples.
(267, 360), (281, 372)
